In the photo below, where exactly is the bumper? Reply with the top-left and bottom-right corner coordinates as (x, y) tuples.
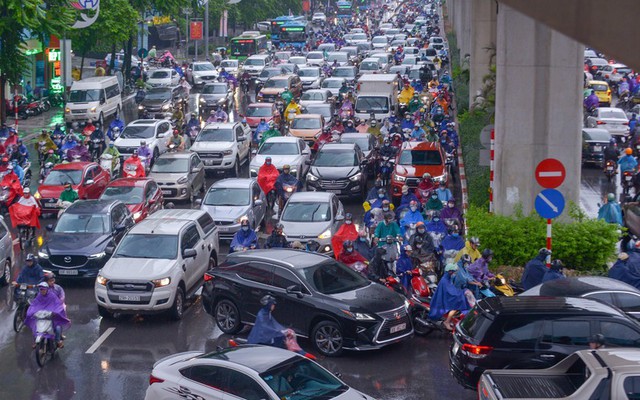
(583, 153), (604, 165)
(158, 184), (190, 200)
(199, 155), (236, 171)
(65, 111), (100, 123)
(40, 257), (107, 278)
(284, 235), (332, 253)
(306, 179), (363, 197)
(216, 221), (242, 240)
(95, 284), (176, 313)
(449, 349), (481, 389)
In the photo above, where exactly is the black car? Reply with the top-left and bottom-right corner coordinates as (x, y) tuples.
(339, 133), (380, 177)
(199, 82), (234, 113)
(138, 86), (188, 118)
(305, 143), (368, 199)
(449, 296), (640, 389)
(38, 200), (134, 279)
(202, 249), (412, 356)
(581, 127), (612, 167)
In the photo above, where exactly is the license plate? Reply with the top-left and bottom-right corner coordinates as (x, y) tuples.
(607, 166), (614, 170)
(162, 190), (171, 195)
(452, 341), (460, 355)
(44, 203), (57, 208)
(58, 269), (78, 275)
(327, 189), (342, 194)
(20, 284), (27, 290)
(593, 146), (602, 152)
(626, 176), (633, 181)
(390, 323), (406, 334)
(204, 160), (215, 166)
(118, 295), (140, 301)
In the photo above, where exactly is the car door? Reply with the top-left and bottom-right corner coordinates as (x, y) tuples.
(171, 69), (179, 85)
(180, 224), (205, 290)
(178, 365), (230, 400)
(145, 181), (162, 215)
(234, 262), (275, 321)
(235, 126), (249, 161)
(93, 164), (110, 195)
(534, 319), (592, 367)
(156, 121), (171, 153)
(251, 183), (266, 227)
(190, 154), (205, 193)
(613, 292), (640, 320)
(222, 368), (273, 400)
(270, 265), (313, 336)
(81, 166), (98, 199)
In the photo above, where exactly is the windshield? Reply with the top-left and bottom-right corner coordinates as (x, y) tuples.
(151, 157), (189, 173)
(220, 60), (237, 68)
(265, 78), (289, 89)
(114, 234), (178, 259)
(202, 84), (227, 94)
(244, 58), (265, 66)
(301, 92), (325, 101)
(402, 57), (417, 65)
(204, 187), (249, 206)
(328, 54), (347, 62)
(300, 260), (370, 295)
(100, 186), (144, 205)
(408, 69), (420, 80)
(590, 84), (608, 92)
(193, 63), (214, 71)
(259, 142), (298, 155)
(599, 109), (627, 119)
(341, 137), (370, 150)
(121, 125), (155, 139)
(282, 202), (331, 222)
(305, 105), (331, 119)
(151, 70), (171, 79)
(307, 53), (323, 60)
(292, 118), (321, 129)
(352, 33), (367, 40)
(290, 58), (306, 65)
(260, 358), (347, 400)
(355, 96), (390, 113)
(43, 169), (82, 186)
(69, 89), (101, 103)
(360, 61), (379, 70)
(373, 37), (387, 43)
(55, 213), (109, 234)
(333, 68), (355, 78)
(145, 89), (171, 100)
(196, 128), (234, 142)
(247, 106), (273, 117)
(314, 150), (357, 167)
(260, 69), (280, 78)
(399, 150), (443, 165)
(322, 80), (342, 88)
(230, 41), (256, 55)
(299, 69), (319, 78)
(373, 55), (388, 64)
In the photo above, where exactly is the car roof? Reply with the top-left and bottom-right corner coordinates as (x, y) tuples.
(66, 199), (118, 214)
(157, 152), (193, 160)
(129, 217), (192, 235)
(263, 136), (298, 143)
(192, 61), (213, 65)
(248, 102), (274, 108)
(527, 277), (640, 297)
(151, 68), (173, 73)
(211, 178), (256, 189)
(293, 114), (322, 119)
(226, 248), (332, 269)
(247, 54), (269, 60)
(53, 161), (93, 170)
(129, 119), (165, 126)
(106, 178), (152, 188)
(319, 143), (356, 151)
(400, 141), (441, 151)
(582, 128), (612, 141)
(203, 82), (228, 87)
(196, 345), (299, 374)
(478, 296), (628, 317)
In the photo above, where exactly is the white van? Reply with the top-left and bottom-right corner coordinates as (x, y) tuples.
(64, 76), (122, 128)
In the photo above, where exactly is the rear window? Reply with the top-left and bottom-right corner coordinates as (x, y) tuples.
(459, 308), (492, 340)
(590, 84), (608, 92)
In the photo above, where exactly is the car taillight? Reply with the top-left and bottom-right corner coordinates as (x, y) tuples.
(149, 374), (164, 385)
(461, 343), (493, 358)
(623, 122), (629, 126)
(204, 273), (214, 282)
(597, 121), (606, 125)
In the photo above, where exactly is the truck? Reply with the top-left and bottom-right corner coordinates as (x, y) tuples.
(478, 349), (640, 400)
(354, 74), (400, 121)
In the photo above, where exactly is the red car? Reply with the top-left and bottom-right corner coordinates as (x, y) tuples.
(391, 141), (448, 199)
(35, 162), (110, 214)
(243, 102), (281, 128)
(99, 178), (163, 223)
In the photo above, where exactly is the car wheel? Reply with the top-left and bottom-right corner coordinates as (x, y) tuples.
(97, 305), (113, 319)
(312, 321), (344, 357)
(208, 252), (217, 270)
(98, 112), (104, 128)
(215, 299), (243, 334)
(169, 287), (185, 320)
(1, 259), (11, 286)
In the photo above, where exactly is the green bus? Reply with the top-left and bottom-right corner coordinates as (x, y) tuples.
(229, 33), (268, 61)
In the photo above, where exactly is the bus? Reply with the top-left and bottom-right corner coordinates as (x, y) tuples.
(270, 15), (305, 47)
(336, 1), (353, 18)
(279, 21), (310, 50)
(228, 33), (268, 61)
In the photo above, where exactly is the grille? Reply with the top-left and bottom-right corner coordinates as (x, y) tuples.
(406, 178), (420, 187)
(200, 75), (216, 81)
(71, 109), (87, 114)
(198, 152), (223, 158)
(117, 146), (138, 154)
(157, 182), (176, 186)
(320, 179), (349, 189)
(108, 281), (153, 292)
(376, 313), (411, 342)
(50, 255), (87, 267)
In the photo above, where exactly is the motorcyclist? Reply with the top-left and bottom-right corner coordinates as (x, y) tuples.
(284, 98), (302, 123)
(186, 113), (200, 130)
(25, 281), (70, 349)
(275, 164), (300, 213)
(338, 239), (368, 268)
(366, 179), (385, 203)
(332, 212), (359, 258)
(83, 119), (96, 137)
(179, 76), (192, 97)
(425, 128), (439, 143)
(411, 79), (424, 94)
(339, 81), (350, 96)
(44, 272), (65, 302)
(441, 227), (465, 252)
(281, 88), (294, 107)
(265, 223), (290, 248)
(44, 149), (60, 165)
(435, 180), (453, 203)
(123, 150), (145, 178)
(332, 119), (345, 134)
(12, 253), (44, 286)
(246, 295), (304, 355)
(254, 118), (270, 144)
(89, 122), (106, 157)
(584, 89), (599, 110)
(101, 143), (121, 172)
(521, 248), (552, 290)
(171, 105), (185, 128)
(452, 254), (484, 299)
(375, 212), (401, 246)
(400, 113), (415, 131)
(398, 83), (415, 105)
(454, 236), (482, 263)
(14, 138), (29, 162)
(468, 248), (495, 282)
(230, 219), (259, 252)
(367, 119), (382, 141)
(58, 182), (79, 205)
(400, 200), (425, 236)
(353, 230), (374, 261)
(440, 198), (464, 230)
(408, 94), (423, 113)
(379, 138), (396, 159)
(257, 157), (279, 202)
(259, 122), (281, 147)
(36, 129), (57, 155)
(395, 245), (415, 291)
(597, 192), (623, 225)
(542, 259), (566, 283)
(409, 124), (426, 141)
(167, 129), (186, 151)
(425, 191), (444, 212)
(344, 119), (357, 133)
(429, 263), (471, 331)
(137, 140), (152, 168)
(620, 147), (638, 174)
(339, 95), (354, 118)
(107, 115), (125, 141)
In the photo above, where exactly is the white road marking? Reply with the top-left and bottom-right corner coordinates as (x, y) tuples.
(538, 171), (562, 177)
(538, 193), (558, 212)
(85, 327), (116, 354)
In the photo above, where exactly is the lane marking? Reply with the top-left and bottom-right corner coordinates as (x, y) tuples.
(85, 327), (115, 354)
(538, 171), (562, 177)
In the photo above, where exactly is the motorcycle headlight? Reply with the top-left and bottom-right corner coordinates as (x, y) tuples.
(349, 172), (362, 182)
(250, 169), (257, 177)
(393, 174), (406, 182)
(177, 176), (188, 184)
(88, 252), (106, 259)
(37, 250), (49, 259)
(152, 277), (171, 288)
(318, 228), (332, 239)
(138, 105), (144, 110)
(307, 173), (319, 182)
(133, 211), (142, 220)
(96, 275), (108, 286)
(65, 107), (71, 114)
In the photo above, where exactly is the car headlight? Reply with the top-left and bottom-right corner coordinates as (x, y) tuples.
(318, 229), (332, 239)
(342, 310), (376, 321)
(349, 172), (362, 182)
(65, 107), (71, 114)
(404, 298), (411, 310)
(133, 211), (142, 220)
(88, 251), (106, 259)
(234, 215), (247, 223)
(96, 275), (108, 286)
(307, 173), (319, 182)
(138, 105), (144, 110)
(223, 150), (233, 156)
(37, 250), (49, 259)
(152, 277), (171, 287)
(393, 174), (406, 182)
(199, 97), (206, 103)
(34, 191), (41, 200)
(177, 176), (188, 184)
(250, 169), (257, 177)
(90, 107), (97, 113)
(162, 104), (170, 111)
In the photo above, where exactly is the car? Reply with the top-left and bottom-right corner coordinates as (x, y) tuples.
(338, 133), (379, 176)
(273, 51), (291, 63)
(389, 40), (407, 52)
(401, 55), (418, 66)
(138, 86), (188, 119)
(303, 102), (336, 125)
(244, 102), (280, 128)
(384, 28), (400, 39)
(449, 296), (640, 389)
(369, 53), (393, 71)
(586, 107), (630, 138)
(321, 77), (348, 97)
(317, 43), (336, 53)
(306, 143), (367, 199)
(99, 178), (164, 223)
(379, 23), (393, 33)
(390, 141), (447, 199)
(114, 119), (173, 162)
(305, 51), (325, 67)
(587, 80), (612, 106)
(255, 66), (287, 87)
(298, 67), (324, 89)
(404, 46), (420, 56)
(145, 345), (376, 400)
(0, 216), (14, 285)
(242, 54), (271, 76)
(332, 66), (358, 85)
(586, 57), (609, 72)
(393, 34), (408, 42)
(146, 68), (181, 87)
(288, 114), (325, 147)
(285, 59), (305, 69)
(257, 74), (303, 103)
(149, 152), (206, 202)
(581, 128), (612, 166)
(326, 52), (350, 67)
(202, 249), (413, 356)
(38, 200), (134, 278)
(104, 53), (146, 71)
(186, 61), (218, 86)
(190, 122), (251, 177)
(35, 162), (111, 214)
(199, 82), (234, 113)
(624, 201), (640, 238)
(95, 209), (219, 319)
(249, 137), (311, 180)
(199, 178), (266, 240)
(600, 62), (632, 85)
(219, 59), (240, 77)
(312, 12), (327, 23)
(520, 277), (640, 320)
(358, 58), (385, 75)
(347, 33), (369, 45)
(340, 46), (360, 65)
(300, 89), (333, 106)
(389, 65), (411, 77)
(372, 35), (390, 50)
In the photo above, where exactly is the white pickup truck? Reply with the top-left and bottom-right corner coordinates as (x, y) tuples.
(478, 349), (640, 400)
(189, 122), (251, 177)
(95, 209), (219, 320)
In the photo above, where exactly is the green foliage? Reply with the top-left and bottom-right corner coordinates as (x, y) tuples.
(458, 109), (490, 208)
(466, 205), (618, 270)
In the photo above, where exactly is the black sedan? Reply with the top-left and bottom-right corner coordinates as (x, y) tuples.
(581, 128), (612, 167)
(38, 200), (134, 279)
(202, 249), (413, 356)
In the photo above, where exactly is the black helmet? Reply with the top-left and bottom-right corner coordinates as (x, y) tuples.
(551, 259), (564, 270)
(482, 249), (494, 258)
(539, 248), (551, 256)
(461, 254), (472, 264)
(275, 223), (284, 231)
(260, 294), (276, 306)
(589, 333), (605, 346)
(44, 272), (56, 280)
(344, 239), (353, 247)
(413, 235), (424, 244)
(26, 253), (36, 261)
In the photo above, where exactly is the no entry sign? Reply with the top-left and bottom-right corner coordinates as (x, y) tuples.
(535, 158), (566, 188)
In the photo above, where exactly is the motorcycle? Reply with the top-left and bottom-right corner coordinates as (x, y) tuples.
(622, 170), (635, 202)
(188, 125), (200, 142)
(99, 153), (120, 179)
(21, 160), (32, 188)
(379, 156), (395, 187)
(123, 162), (144, 178)
(33, 310), (59, 367)
(40, 162), (55, 184)
(13, 283), (37, 332)
(135, 89), (146, 104)
(56, 200), (73, 218)
(89, 138), (105, 162)
(604, 159), (617, 182)
(382, 271), (432, 336)
(490, 274), (522, 297)
(240, 77), (250, 94)
(38, 97), (52, 112)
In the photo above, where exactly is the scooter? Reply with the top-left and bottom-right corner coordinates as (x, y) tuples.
(89, 138), (105, 162)
(382, 271), (432, 336)
(379, 156), (395, 187)
(40, 162), (55, 184)
(604, 160), (617, 182)
(490, 274), (522, 297)
(622, 170), (635, 202)
(99, 153), (120, 179)
(33, 310), (59, 367)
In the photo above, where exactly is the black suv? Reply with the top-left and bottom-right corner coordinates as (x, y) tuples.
(450, 296), (640, 389)
(138, 86), (188, 118)
(305, 143), (367, 199)
(38, 200), (134, 279)
(202, 249), (412, 357)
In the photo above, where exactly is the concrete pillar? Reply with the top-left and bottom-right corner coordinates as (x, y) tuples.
(459, 0), (472, 61)
(493, 5), (584, 216)
(469, 0), (497, 105)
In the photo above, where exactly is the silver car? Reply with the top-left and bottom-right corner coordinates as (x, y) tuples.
(199, 178), (266, 240)
(150, 152), (206, 202)
(0, 216), (13, 284)
(279, 192), (344, 254)
(249, 137), (311, 180)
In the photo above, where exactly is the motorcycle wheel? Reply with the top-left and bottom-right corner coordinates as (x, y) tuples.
(412, 308), (434, 336)
(35, 340), (49, 367)
(43, 102), (51, 112)
(13, 305), (25, 332)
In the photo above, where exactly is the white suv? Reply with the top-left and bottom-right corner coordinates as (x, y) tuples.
(190, 122), (251, 177)
(95, 209), (219, 320)
(114, 119), (172, 162)
(242, 55), (271, 77)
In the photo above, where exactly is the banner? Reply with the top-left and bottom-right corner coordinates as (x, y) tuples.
(190, 21), (203, 40)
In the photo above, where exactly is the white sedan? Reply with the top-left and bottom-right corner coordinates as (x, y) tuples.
(147, 68), (181, 87)
(145, 345), (376, 400)
(312, 12), (327, 23)
(587, 107), (630, 137)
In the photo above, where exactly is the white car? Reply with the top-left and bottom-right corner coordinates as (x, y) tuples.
(298, 67), (324, 89)
(300, 89), (333, 106)
(190, 122), (251, 177)
(306, 51), (325, 67)
(372, 35), (390, 50)
(249, 136), (311, 180)
(145, 346), (376, 400)
(187, 61), (218, 86)
(321, 78), (348, 97)
(312, 12), (326, 23)
(147, 68), (181, 87)
(114, 119), (173, 161)
(586, 107), (630, 137)
(219, 59), (239, 76)
(243, 55), (270, 77)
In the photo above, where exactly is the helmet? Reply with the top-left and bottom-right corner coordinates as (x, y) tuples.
(607, 193), (615, 201)
(626, 148), (633, 155)
(275, 223), (284, 231)
(343, 239), (353, 247)
(413, 235), (424, 244)
(282, 164), (291, 171)
(444, 263), (458, 272)
(23, 188), (30, 194)
(539, 248), (552, 256)
(38, 282), (49, 289)
(260, 294), (276, 306)
(140, 140), (147, 146)
(404, 244), (413, 252)
(377, 188), (386, 195)
(469, 237), (480, 245)
(345, 212), (353, 220)
(240, 219), (250, 227)
(26, 253), (36, 261)
(461, 254), (472, 264)
(482, 249), (494, 258)
(44, 272), (56, 280)
(589, 333), (605, 346)
(551, 259), (564, 270)
(422, 173), (431, 179)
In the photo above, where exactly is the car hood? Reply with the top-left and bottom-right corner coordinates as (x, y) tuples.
(141, 99), (169, 107)
(191, 141), (234, 152)
(310, 165), (359, 179)
(394, 164), (446, 178)
(46, 233), (112, 255)
(200, 205), (250, 221)
(37, 185), (67, 199)
(290, 128), (321, 139)
(251, 155), (301, 170)
(149, 172), (188, 182)
(103, 258), (177, 280)
(192, 70), (217, 77)
(200, 93), (226, 102)
(147, 78), (170, 84)
(327, 281), (405, 314)
(260, 88), (286, 95)
(282, 220), (331, 237)
(333, 388), (375, 400)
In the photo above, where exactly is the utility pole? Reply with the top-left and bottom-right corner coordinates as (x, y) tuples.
(204, 0), (209, 59)
(182, 7), (192, 59)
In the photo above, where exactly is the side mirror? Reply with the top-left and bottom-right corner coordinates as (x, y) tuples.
(84, 179), (94, 186)
(238, 136), (246, 142)
(254, 199), (263, 207)
(100, 98), (106, 105)
(46, 224), (54, 232)
(191, 166), (202, 174)
(114, 224), (126, 233)
(286, 284), (304, 298)
(251, 149), (257, 155)
(148, 199), (156, 206)
(105, 245), (115, 255)
(182, 248), (197, 258)
(302, 149), (310, 155)
(195, 198), (203, 206)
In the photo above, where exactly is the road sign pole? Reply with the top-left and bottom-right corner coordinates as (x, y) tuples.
(546, 218), (552, 267)
(489, 128), (495, 213)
